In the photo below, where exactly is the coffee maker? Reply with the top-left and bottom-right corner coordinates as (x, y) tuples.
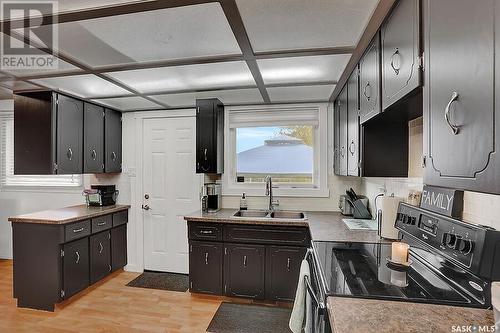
(204, 184), (221, 212)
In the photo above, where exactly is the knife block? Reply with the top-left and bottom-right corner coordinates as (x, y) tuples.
(349, 198), (372, 219)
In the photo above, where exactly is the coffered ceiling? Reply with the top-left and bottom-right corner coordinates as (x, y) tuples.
(0, 0), (380, 110)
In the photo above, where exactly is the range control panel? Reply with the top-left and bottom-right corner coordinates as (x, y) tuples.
(395, 203), (489, 272)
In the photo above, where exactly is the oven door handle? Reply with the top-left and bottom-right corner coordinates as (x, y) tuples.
(304, 275), (324, 310)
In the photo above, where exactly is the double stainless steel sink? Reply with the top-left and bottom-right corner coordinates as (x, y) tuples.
(233, 209), (306, 220)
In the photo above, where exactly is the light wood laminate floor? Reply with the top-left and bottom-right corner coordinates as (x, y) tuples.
(0, 259), (288, 332)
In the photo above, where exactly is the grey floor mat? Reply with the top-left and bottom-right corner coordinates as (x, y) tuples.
(207, 302), (293, 333)
(126, 271), (189, 292)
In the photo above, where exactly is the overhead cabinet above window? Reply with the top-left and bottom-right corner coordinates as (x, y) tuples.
(14, 91), (122, 175)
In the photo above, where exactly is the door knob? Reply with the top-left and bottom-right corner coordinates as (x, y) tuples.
(142, 204), (151, 211)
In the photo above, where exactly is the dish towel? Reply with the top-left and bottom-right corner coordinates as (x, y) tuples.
(289, 259), (311, 333)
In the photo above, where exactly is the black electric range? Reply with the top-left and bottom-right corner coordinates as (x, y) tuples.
(311, 203), (500, 308)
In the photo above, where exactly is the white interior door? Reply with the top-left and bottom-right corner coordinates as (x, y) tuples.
(143, 117), (200, 273)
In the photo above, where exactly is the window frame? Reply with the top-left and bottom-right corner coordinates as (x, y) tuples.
(0, 113), (83, 192)
(222, 103), (329, 198)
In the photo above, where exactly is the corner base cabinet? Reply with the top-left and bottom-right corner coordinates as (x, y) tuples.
(187, 221), (309, 302)
(10, 206), (129, 311)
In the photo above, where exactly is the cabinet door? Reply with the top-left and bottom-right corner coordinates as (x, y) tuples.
(359, 34), (381, 124)
(347, 69), (360, 176)
(62, 238), (89, 299)
(196, 99), (215, 173)
(189, 241), (223, 295)
(424, 0), (498, 193)
(265, 246), (306, 302)
(333, 100), (340, 175)
(90, 231), (111, 284)
(224, 244), (265, 299)
(83, 103), (104, 173)
(104, 108), (122, 173)
(338, 85), (348, 176)
(381, 0), (421, 110)
(111, 225), (127, 272)
(56, 94), (83, 174)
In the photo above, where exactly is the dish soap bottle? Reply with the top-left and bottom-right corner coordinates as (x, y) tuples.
(240, 193), (248, 210)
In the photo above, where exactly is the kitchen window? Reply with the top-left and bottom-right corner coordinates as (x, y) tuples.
(223, 104), (329, 197)
(0, 115), (82, 188)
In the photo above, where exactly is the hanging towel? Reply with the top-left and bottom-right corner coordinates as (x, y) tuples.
(289, 259), (310, 333)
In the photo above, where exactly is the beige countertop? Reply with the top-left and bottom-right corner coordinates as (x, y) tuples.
(327, 297), (495, 333)
(184, 209), (389, 243)
(8, 204), (130, 225)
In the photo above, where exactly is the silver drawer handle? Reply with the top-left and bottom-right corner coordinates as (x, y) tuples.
(204, 148), (208, 161)
(91, 149), (97, 160)
(340, 146), (345, 158)
(200, 230), (213, 234)
(363, 82), (371, 101)
(67, 147), (73, 161)
(444, 91), (460, 135)
(349, 140), (356, 155)
(390, 48), (401, 75)
(98, 242), (103, 254)
(73, 227), (84, 233)
(205, 252), (209, 265)
(75, 251), (80, 264)
(97, 221), (106, 226)
(243, 255), (247, 267)
(111, 151), (117, 162)
(286, 258), (291, 271)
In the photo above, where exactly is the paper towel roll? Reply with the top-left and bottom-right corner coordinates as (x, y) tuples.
(492, 282), (500, 329)
(379, 196), (404, 240)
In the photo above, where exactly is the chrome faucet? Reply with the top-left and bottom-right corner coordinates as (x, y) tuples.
(265, 175), (279, 211)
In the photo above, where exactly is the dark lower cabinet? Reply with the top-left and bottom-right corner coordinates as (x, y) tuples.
(224, 244), (266, 299)
(62, 238), (89, 299)
(189, 241), (223, 295)
(90, 230), (111, 284)
(111, 225), (127, 272)
(265, 246), (306, 301)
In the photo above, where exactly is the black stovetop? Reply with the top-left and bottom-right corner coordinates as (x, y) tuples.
(312, 241), (488, 307)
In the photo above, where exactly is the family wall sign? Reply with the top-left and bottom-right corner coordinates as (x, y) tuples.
(420, 185), (464, 219)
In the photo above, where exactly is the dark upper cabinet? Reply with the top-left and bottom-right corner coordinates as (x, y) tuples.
(381, 0), (421, 110)
(224, 243), (265, 299)
(189, 241), (223, 295)
(359, 33), (381, 124)
(337, 86), (348, 176)
(423, 0), (499, 194)
(14, 91), (121, 175)
(196, 98), (224, 174)
(111, 224), (127, 272)
(90, 231), (111, 284)
(347, 69), (360, 176)
(265, 246), (306, 301)
(104, 108), (122, 173)
(83, 103), (105, 173)
(62, 238), (89, 299)
(56, 95), (83, 174)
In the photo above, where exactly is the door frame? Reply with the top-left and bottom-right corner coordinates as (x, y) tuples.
(123, 109), (203, 273)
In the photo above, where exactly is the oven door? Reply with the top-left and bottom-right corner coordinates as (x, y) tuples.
(305, 248), (332, 333)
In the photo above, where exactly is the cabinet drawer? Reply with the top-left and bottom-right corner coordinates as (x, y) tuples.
(112, 210), (128, 227)
(188, 222), (222, 241)
(65, 219), (91, 242)
(224, 225), (310, 246)
(91, 214), (112, 233)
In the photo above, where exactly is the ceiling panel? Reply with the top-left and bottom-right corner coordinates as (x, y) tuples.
(150, 88), (264, 107)
(267, 85), (335, 102)
(0, 80), (42, 91)
(32, 74), (132, 98)
(236, 0), (379, 52)
(258, 55), (350, 85)
(27, 3), (241, 68)
(107, 61), (256, 94)
(93, 96), (162, 111)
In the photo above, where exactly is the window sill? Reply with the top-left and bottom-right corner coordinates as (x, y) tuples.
(0, 185), (84, 194)
(222, 185), (330, 198)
